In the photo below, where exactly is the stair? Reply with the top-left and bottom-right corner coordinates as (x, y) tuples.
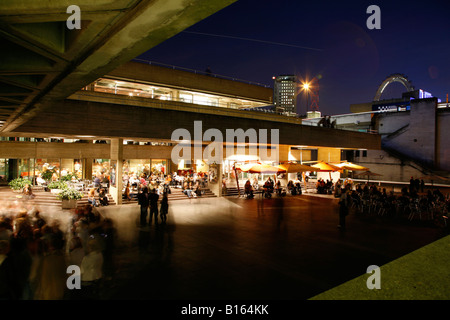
(223, 186), (263, 197)
(121, 186), (217, 205)
(223, 187), (243, 196)
(0, 185), (219, 209)
(0, 186), (116, 210)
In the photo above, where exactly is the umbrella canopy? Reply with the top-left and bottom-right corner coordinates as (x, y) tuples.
(333, 161), (370, 171)
(311, 161), (343, 172)
(277, 162), (319, 173)
(237, 163), (286, 175)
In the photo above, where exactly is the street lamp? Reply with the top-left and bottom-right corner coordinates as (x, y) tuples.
(302, 82), (310, 113)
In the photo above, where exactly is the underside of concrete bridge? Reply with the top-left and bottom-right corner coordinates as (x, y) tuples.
(0, 0), (237, 133)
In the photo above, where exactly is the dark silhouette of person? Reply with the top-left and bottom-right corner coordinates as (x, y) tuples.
(137, 187), (149, 227)
(205, 66), (212, 75)
(149, 188), (160, 225)
(244, 180), (254, 199)
(160, 192), (169, 224)
(338, 185), (350, 229)
(326, 116), (331, 128)
(409, 177), (415, 194)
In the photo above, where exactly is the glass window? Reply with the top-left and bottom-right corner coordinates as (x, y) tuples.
(35, 158), (60, 182)
(93, 159), (110, 179)
(151, 159), (167, 176)
(0, 159), (7, 184)
(127, 159), (150, 178)
(179, 93), (193, 103)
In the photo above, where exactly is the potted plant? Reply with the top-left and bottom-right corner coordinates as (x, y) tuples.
(57, 186), (83, 209)
(60, 173), (77, 182)
(8, 177), (32, 192)
(48, 180), (67, 194)
(41, 170), (54, 182)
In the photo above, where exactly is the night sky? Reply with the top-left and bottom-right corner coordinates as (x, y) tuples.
(138, 0), (450, 116)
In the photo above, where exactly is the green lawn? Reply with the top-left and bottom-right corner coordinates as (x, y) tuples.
(310, 235), (450, 300)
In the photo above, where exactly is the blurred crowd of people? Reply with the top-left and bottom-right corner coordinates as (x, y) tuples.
(0, 203), (116, 300)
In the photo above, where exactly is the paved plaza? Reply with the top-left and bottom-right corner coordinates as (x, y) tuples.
(86, 193), (446, 300)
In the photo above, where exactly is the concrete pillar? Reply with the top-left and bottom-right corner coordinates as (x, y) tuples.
(278, 145), (290, 188)
(110, 138), (123, 205)
(83, 140), (94, 180)
(84, 158), (93, 180)
(217, 164), (223, 197)
(207, 164), (223, 197)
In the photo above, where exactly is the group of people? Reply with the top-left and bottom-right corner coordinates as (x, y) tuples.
(317, 115), (336, 128)
(182, 181), (203, 198)
(410, 176), (425, 194)
(137, 187), (169, 227)
(88, 188), (109, 207)
(170, 172), (209, 189)
(244, 177), (293, 199)
(122, 171), (209, 201)
(338, 181), (450, 226)
(316, 178), (334, 194)
(0, 204), (116, 300)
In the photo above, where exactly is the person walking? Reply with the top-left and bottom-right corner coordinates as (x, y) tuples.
(149, 188), (160, 225)
(138, 187), (149, 227)
(338, 185), (350, 229)
(160, 192), (169, 224)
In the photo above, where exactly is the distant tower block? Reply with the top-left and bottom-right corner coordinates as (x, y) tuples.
(309, 77), (320, 112)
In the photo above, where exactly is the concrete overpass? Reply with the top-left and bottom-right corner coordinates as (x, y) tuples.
(9, 89), (380, 151)
(0, 0), (237, 132)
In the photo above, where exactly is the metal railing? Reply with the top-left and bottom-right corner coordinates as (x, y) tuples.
(131, 58), (271, 88)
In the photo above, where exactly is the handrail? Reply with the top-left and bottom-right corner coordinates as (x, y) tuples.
(131, 58), (271, 88)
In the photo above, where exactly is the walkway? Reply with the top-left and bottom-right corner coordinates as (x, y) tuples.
(91, 194), (447, 300)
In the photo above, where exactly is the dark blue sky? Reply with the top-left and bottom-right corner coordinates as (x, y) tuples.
(138, 0), (450, 116)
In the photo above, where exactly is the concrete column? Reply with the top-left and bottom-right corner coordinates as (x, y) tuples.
(217, 164), (223, 197)
(208, 164), (223, 197)
(83, 140), (94, 180)
(277, 145), (290, 188)
(110, 138), (123, 205)
(84, 158), (93, 180)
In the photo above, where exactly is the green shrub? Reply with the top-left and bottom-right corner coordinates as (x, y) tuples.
(9, 177), (32, 191)
(47, 180), (68, 189)
(56, 187), (83, 200)
(41, 170), (55, 181)
(61, 173), (78, 182)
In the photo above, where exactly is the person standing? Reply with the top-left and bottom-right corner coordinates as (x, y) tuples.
(160, 193), (169, 224)
(149, 188), (160, 225)
(338, 186), (350, 229)
(138, 187), (149, 227)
